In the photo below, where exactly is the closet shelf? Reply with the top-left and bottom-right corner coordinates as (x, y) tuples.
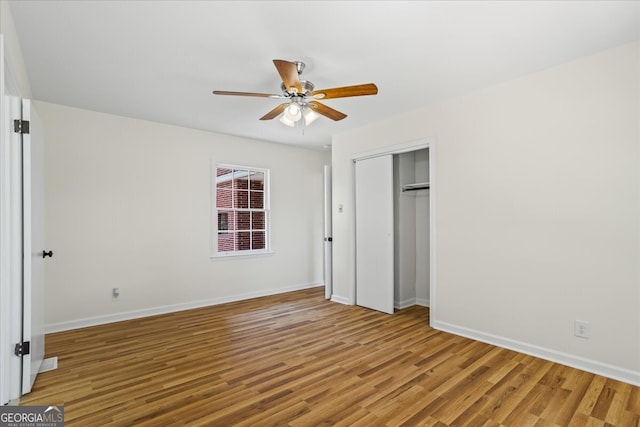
(402, 182), (430, 192)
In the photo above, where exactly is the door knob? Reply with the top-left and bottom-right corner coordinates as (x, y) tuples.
(42, 250), (53, 259)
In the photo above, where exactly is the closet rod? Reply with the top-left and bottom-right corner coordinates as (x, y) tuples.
(402, 182), (430, 192)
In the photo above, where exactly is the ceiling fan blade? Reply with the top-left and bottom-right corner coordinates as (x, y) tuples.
(311, 83), (378, 99)
(213, 90), (283, 98)
(273, 60), (302, 94)
(308, 101), (347, 121)
(259, 103), (289, 120)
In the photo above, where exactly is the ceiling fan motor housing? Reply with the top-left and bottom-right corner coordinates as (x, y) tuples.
(281, 80), (314, 97)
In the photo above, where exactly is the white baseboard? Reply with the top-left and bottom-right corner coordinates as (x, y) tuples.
(331, 295), (429, 309)
(395, 297), (430, 309)
(46, 281), (324, 333)
(395, 298), (415, 309)
(330, 295), (351, 305)
(39, 357), (58, 373)
(431, 319), (640, 387)
(415, 297), (430, 307)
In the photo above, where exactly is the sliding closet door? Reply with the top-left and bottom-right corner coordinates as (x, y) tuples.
(355, 155), (394, 314)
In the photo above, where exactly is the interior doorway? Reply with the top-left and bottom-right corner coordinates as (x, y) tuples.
(393, 148), (430, 309)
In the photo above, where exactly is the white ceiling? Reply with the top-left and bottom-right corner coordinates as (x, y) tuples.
(9, 1), (640, 150)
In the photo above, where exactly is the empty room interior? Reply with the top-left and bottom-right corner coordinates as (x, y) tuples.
(1, 1), (639, 425)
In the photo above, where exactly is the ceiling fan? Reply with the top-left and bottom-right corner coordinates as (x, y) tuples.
(213, 59), (378, 127)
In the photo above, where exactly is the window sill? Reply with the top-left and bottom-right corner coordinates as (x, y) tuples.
(210, 251), (275, 261)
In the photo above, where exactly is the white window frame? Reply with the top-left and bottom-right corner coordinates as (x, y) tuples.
(211, 162), (272, 258)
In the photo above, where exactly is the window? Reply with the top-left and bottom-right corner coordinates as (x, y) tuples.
(218, 212), (229, 232)
(213, 164), (269, 256)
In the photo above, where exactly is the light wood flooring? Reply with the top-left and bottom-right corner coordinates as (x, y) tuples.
(21, 287), (640, 426)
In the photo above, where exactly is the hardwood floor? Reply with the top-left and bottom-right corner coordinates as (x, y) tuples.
(21, 287), (640, 426)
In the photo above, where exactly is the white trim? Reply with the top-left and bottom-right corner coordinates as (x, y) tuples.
(0, 34), (9, 407)
(394, 298), (431, 310)
(3, 88), (25, 403)
(39, 357), (57, 373)
(45, 281), (323, 333)
(323, 165), (332, 300)
(210, 250), (275, 261)
(330, 295), (351, 305)
(350, 138), (432, 162)
(395, 298), (416, 310)
(415, 297), (430, 307)
(432, 319), (640, 387)
(427, 140), (437, 322)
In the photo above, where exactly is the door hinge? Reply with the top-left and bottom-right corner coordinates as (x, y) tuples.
(14, 119), (30, 134)
(14, 341), (30, 357)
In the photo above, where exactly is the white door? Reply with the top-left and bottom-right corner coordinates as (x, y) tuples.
(0, 88), (25, 406)
(355, 155), (394, 314)
(21, 99), (46, 394)
(323, 165), (332, 299)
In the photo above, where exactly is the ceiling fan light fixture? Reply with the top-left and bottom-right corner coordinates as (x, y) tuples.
(279, 115), (296, 127)
(303, 107), (320, 126)
(284, 103), (302, 122)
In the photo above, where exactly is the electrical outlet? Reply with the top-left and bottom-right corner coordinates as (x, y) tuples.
(574, 320), (590, 339)
(112, 287), (120, 301)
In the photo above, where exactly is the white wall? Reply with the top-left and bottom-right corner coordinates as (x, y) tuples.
(332, 41), (640, 384)
(0, 0), (31, 98)
(37, 101), (328, 330)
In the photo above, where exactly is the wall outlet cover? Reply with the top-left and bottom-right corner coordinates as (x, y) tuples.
(574, 320), (590, 339)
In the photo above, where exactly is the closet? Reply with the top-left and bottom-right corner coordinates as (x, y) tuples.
(355, 146), (430, 314)
(393, 148), (429, 309)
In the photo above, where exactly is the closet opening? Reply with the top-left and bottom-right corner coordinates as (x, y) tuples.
(353, 140), (433, 315)
(393, 148), (430, 309)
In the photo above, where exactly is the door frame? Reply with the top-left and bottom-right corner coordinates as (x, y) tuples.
(323, 165), (333, 300)
(0, 34), (9, 406)
(21, 98), (46, 394)
(0, 36), (26, 404)
(350, 138), (436, 317)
